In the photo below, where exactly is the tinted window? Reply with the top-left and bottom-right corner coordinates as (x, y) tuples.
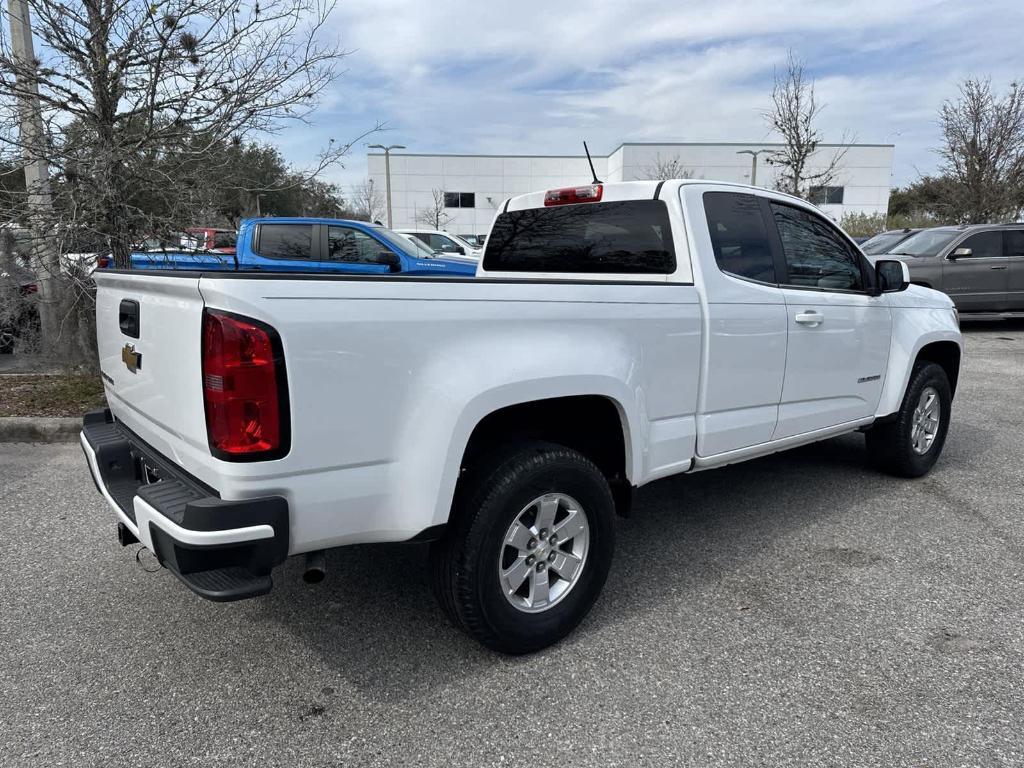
(957, 231), (1002, 258)
(703, 192), (775, 283)
(257, 224), (314, 260)
(327, 227), (387, 263)
(1005, 230), (1024, 257)
(212, 232), (237, 249)
(484, 200), (675, 274)
(770, 202), (864, 291)
(443, 192), (476, 208)
(808, 186), (844, 205)
(428, 234), (462, 253)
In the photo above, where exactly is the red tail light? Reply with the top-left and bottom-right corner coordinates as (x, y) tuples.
(202, 309), (289, 460)
(544, 184), (603, 206)
(96, 256), (110, 269)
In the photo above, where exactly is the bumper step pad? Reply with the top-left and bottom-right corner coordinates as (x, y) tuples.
(81, 408), (289, 603)
(181, 567), (273, 602)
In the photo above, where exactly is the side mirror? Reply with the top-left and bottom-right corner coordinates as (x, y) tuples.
(373, 251), (402, 272)
(949, 247), (972, 260)
(875, 259), (910, 293)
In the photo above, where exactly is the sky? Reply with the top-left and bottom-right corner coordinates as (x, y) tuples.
(275, 0), (1024, 193)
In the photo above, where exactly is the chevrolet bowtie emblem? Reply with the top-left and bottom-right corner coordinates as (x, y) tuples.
(121, 343), (142, 373)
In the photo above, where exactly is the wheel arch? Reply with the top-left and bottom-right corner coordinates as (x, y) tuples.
(875, 319), (962, 419)
(916, 340), (961, 397)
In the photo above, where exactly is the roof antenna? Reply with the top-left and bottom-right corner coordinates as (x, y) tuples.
(583, 141), (603, 184)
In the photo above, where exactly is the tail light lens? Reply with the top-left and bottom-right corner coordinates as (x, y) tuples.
(202, 309), (289, 460)
(544, 184), (603, 206)
(96, 256), (110, 269)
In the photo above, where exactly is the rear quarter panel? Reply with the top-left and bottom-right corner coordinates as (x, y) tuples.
(197, 276), (701, 551)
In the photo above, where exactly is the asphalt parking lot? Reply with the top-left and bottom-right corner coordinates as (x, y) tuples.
(2, 320), (1023, 767)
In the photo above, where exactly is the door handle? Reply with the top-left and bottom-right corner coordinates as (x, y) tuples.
(794, 311), (824, 326)
(989, 265), (1008, 270)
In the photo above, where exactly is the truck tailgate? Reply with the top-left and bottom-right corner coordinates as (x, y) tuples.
(94, 271), (211, 476)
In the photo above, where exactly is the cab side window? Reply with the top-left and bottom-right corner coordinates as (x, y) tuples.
(256, 224), (314, 260)
(702, 192), (776, 283)
(327, 227), (387, 263)
(769, 202), (864, 291)
(957, 231), (1002, 259)
(428, 234), (461, 253)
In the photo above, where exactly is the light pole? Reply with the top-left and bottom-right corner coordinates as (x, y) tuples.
(368, 144), (405, 228)
(736, 149), (766, 187)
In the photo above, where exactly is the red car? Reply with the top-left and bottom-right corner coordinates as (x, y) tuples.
(184, 227), (237, 254)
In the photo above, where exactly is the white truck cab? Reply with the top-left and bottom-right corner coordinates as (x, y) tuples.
(82, 180), (961, 653)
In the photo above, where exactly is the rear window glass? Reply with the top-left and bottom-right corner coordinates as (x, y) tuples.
(483, 200), (676, 274)
(212, 232), (237, 249)
(256, 224), (314, 260)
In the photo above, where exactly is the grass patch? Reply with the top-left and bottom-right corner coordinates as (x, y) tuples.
(0, 373), (106, 417)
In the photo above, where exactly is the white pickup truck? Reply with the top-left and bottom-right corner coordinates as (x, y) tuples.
(82, 180), (962, 653)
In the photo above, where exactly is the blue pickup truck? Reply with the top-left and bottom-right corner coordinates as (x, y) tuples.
(130, 217), (478, 276)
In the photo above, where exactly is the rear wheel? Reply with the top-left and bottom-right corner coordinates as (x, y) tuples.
(430, 441), (615, 654)
(866, 361), (952, 477)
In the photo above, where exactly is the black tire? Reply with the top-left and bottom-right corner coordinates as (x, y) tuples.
(430, 441), (615, 654)
(866, 361), (952, 478)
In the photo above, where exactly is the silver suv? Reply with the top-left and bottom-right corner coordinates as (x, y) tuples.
(876, 224), (1024, 312)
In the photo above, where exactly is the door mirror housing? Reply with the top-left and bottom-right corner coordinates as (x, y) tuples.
(373, 250), (402, 272)
(875, 259), (910, 293)
(949, 247), (972, 260)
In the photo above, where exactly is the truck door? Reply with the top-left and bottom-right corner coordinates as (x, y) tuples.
(943, 230), (1009, 311)
(694, 191), (788, 456)
(323, 225), (400, 274)
(765, 201), (892, 439)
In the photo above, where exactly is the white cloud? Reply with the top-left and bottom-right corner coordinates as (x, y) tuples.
(283, 0), (1024, 191)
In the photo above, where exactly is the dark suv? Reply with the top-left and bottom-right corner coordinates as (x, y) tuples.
(874, 224), (1024, 312)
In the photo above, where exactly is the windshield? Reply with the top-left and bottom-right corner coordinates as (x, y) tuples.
(888, 229), (960, 257)
(861, 231), (912, 255)
(403, 234), (441, 258)
(368, 226), (430, 258)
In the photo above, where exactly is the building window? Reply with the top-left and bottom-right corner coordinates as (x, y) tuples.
(444, 192), (475, 208)
(808, 186), (844, 205)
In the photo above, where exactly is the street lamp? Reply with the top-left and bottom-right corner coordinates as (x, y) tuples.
(368, 143), (406, 228)
(736, 149), (766, 187)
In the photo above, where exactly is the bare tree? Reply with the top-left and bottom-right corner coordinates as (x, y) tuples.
(763, 51), (848, 198)
(350, 178), (384, 222)
(937, 78), (1024, 223)
(0, 0), (368, 360)
(637, 154), (694, 180)
(416, 189), (452, 229)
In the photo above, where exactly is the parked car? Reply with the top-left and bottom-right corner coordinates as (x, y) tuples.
(860, 228), (921, 256)
(397, 228), (482, 258)
(872, 224), (1024, 312)
(460, 234), (486, 247)
(183, 227), (237, 254)
(82, 180), (961, 653)
(127, 218), (478, 276)
(0, 262), (39, 354)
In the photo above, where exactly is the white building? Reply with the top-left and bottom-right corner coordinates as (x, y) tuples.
(368, 141), (895, 237)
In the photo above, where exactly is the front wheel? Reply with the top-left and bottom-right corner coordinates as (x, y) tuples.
(430, 441), (616, 654)
(866, 361), (952, 477)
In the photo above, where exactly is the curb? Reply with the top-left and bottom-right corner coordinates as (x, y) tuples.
(0, 417), (80, 443)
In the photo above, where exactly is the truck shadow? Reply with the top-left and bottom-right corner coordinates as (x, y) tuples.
(254, 428), (963, 698)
